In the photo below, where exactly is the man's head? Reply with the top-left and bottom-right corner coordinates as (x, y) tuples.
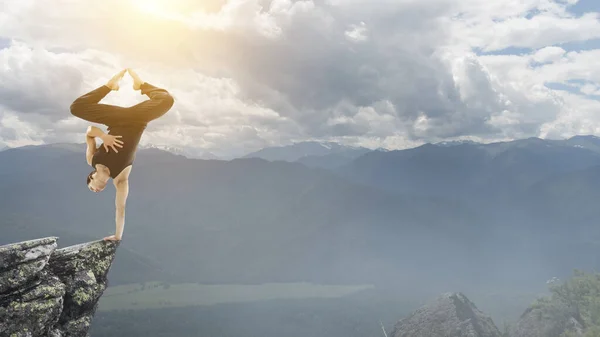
(87, 168), (109, 192)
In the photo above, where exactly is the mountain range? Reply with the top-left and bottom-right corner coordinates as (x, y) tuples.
(139, 143), (220, 160)
(243, 141), (380, 169)
(2, 136), (600, 294)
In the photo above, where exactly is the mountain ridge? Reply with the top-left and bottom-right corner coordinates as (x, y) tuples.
(3, 136), (600, 291)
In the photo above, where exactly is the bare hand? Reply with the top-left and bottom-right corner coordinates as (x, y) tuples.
(106, 69), (127, 91)
(100, 134), (124, 153)
(103, 234), (122, 241)
(127, 68), (145, 91)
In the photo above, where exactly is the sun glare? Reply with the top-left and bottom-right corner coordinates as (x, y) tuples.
(130, 0), (191, 23)
(134, 0), (165, 15)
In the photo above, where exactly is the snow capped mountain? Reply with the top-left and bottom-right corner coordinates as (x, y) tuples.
(140, 144), (220, 160)
(435, 140), (478, 147)
(243, 141), (373, 162)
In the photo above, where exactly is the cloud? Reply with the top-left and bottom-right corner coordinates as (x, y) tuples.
(532, 46), (567, 64)
(0, 38), (298, 157)
(0, 42), (110, 121)
(478, 47), (600, 139)
(580, 83), (600, 96)
(0, 0), (599, 155)
(454, 13), (600, 52)
(345, 22), (368, 42)
(0, 111), (45, 148)
(446, 0), (600, 51)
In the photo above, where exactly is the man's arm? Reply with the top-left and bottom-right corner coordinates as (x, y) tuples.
(85, 125), (124, 158)
(112, 179), (129, 241)
(85, 126), (103, 165)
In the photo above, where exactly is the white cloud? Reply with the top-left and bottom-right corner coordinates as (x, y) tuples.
(0, 111), (45, 148)
(0, 39), (298, 157)
(532, 46), (566, 64)
(477, 46), (600, 139)
(580, 83), (600, 96)
(538, 49), (600, 83)
(345, 22), (368, 42)
(0, 0), (599, 155)
(539, 91), (600, 139)
(446, 1), (600, 52)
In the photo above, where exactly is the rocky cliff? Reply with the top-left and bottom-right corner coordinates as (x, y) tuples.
(0, 237), (119, 337)
(390, 292), (502, 337)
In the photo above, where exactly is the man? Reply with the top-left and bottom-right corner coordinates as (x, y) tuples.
(70, 68), (175, 241)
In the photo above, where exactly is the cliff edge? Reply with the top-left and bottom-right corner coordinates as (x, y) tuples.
(0, 237), (119, 337)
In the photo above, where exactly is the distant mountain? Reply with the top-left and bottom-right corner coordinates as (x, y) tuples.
(561, 135), (600, 154)
(335, 136), (600, 277)
(296, 152), (371, 170)
(245, 142), (373, 161)
(434, 140), (478, 147)
(140, 143), (221, 160)
(243, 141), (380, 169)
(0, 143), (525, 290)
(435, 135), (600, 153)
(339, 137), (600, 200)
(4, 138), (600, 290)
(526, 164), (600, 226)
(519, 165), (600, 275)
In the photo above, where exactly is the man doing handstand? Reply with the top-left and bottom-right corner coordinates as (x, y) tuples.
(70, 69), (174, 241)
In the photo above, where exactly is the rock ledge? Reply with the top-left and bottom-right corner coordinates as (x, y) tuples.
(0, 238), (119, 337)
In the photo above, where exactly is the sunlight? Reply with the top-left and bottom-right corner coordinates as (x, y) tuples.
(128, 0), (232, 33)
(133, 0), (167, 15)
(129, 0), (193, 27)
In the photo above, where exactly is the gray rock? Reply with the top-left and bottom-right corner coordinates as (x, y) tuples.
(513, 299), (583, 337)
(0, 238), (119, 337)
(59, 315), (93, 337)
(390, 292), (502, 337)
(48, 329), (63, 337)
(49, 240), (120, 336)
(0, 272), (65, 337)
(0, 237), (58, 294)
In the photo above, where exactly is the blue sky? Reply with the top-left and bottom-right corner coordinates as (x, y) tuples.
(474, 1), (600, 109)
(569, 0), (600, 15)
(0, 37), (9, 50)
(479, 0), (600, 56)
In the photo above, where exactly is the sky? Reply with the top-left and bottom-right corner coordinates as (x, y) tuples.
(0, 0), (599, 157)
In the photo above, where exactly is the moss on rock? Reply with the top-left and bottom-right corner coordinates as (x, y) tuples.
(0, 237), (57, 294)
(0, 238), (119, 337)
(0, 273), (64, 336)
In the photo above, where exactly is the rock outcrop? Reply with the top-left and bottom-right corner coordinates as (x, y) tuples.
(513, 301), (584, 337)
(390, 292), (502, 337)
(0, 237), (119, 337)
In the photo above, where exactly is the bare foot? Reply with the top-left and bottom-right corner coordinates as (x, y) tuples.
(105, 69), (127, 91)
(128, 68), (145, 91)
(103, 235), (122, 241)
